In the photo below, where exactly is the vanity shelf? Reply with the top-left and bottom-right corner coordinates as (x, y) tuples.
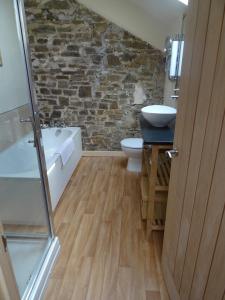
(141, 175), (168, 221)
(143, 150), (171, 190)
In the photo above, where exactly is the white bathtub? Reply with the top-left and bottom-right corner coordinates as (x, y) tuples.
(42, 127), (82, 210)
(0, 127), (82, 225)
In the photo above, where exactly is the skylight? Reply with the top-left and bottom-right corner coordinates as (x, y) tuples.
(178, 0), (189, 5)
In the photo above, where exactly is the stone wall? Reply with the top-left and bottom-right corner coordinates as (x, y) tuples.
(25, 0), (165, 150)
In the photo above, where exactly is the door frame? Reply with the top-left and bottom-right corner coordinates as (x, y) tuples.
(0, 223), (20, 300)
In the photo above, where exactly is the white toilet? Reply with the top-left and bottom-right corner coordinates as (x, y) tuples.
(121, 138), (143, 172)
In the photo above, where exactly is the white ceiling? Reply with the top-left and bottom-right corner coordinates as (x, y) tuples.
(129, 0), (187, 27)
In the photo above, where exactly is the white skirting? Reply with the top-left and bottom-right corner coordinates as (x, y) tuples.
(82, 151), (126, 157)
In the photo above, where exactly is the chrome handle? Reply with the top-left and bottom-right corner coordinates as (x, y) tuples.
(171, 95), (179, 99)
(173, 88), (180, 92)
(166, 149), (179, 159)
(20, 117), (33, 123)
(40, 124), (49, 129)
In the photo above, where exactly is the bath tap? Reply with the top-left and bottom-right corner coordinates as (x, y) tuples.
(40, 120), (49, 129)
(41, 123), (49, 129)
(60, 121), (66, 128)
(55, 120), (66, 128)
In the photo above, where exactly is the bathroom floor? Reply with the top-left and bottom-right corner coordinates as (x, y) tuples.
(44, 157), (168, 300)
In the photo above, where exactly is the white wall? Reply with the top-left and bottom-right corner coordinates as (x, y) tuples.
(0, 0), (30, 114)
(77, 0), (169, 50)
(164, 77), (177, 108)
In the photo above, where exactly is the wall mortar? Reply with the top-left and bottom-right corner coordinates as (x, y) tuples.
(25, 0), (165, 150)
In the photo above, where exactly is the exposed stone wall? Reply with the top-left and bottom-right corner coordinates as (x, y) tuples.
(25, 0), (165, 150)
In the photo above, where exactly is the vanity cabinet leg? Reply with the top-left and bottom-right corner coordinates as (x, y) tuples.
(142, 148), (149, 177)
(147, 146), (159, 240)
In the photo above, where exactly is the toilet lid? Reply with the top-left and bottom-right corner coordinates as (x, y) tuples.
(121, 138), (143, 149)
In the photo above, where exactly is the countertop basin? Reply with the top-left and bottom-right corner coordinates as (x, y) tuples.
(141, 105), (177, 127)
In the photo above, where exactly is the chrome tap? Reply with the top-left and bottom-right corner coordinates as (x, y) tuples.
(40, 120), (49, 129)
(60, 120), (66, 128)
(55, 120), (66, 128)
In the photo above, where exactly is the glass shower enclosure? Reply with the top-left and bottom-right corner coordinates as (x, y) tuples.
(0, 0), (59, 299)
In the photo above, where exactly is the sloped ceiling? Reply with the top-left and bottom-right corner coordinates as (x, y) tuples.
(130, 0), (186, 27)
(77, 0), (187, 50)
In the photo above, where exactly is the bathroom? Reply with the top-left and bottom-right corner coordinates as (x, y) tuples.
(1, 0), (225, 299)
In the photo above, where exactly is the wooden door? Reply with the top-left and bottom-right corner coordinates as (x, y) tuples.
(162, 0), (225, 299)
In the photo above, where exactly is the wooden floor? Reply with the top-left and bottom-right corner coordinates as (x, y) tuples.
(44, 157), (168, 300)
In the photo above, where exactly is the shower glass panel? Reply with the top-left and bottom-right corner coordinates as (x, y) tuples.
(0, 0), (53, 297)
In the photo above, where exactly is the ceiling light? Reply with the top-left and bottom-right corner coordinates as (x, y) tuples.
(178, 0), (188, 5)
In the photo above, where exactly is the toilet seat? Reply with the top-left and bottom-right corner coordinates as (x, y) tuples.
(121, 138), (143, 149)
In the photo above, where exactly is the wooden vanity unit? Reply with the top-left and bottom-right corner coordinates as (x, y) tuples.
(140, 116), (174, 237)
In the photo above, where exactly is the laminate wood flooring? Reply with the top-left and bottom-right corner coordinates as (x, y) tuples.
(43, 157), (168, 300)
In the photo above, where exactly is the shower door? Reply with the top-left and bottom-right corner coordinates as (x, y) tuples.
(0, 0), (55, 298)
